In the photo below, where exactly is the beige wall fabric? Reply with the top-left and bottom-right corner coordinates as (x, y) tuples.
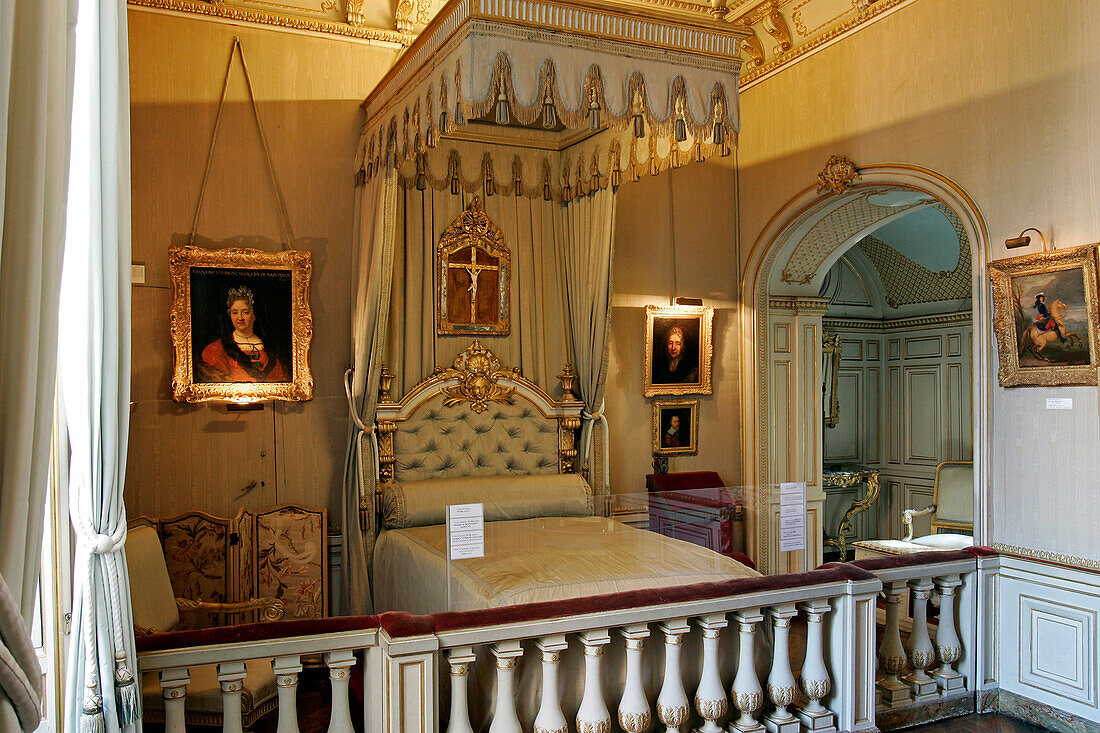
(736, 0), (1100, 562)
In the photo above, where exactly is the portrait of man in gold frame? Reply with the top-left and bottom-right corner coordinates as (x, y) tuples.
(169, 245), (314, 403)
(643, 304), (714, 396)
(989, 243), (1099, 387)
(652, 398), (699, 456)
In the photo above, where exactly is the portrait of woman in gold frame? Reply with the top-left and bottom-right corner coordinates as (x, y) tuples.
(990, 244), (1099, 387)
(652, 398), (699, 456)
(643, 304), (714, 397)
(169, 245), (314, 403)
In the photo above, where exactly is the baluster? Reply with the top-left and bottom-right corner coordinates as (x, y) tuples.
(619, 624), (652, 733)
(534, 636), (568, 733)
(160, 667), (190, 733)
(796, 600), (836, 733)
(903, 577), (939, 701)
(324, 650), (356, 733)
(763, 604), (799, 733)
(274, 655), (303, 733)
(656, 618), (691, 733)
(694, 614), (729, 732)
(489, 641), (524, 733)
(730, 608), (765, 733)
(877, 581), (910, 706)
(932, 574), (965, 691)
(576, 629), (612, 733)
(445, 647), (477, 733)
(217, 661), (248, 733)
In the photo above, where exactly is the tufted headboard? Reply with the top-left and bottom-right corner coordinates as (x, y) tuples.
(374, 341), (584, 488)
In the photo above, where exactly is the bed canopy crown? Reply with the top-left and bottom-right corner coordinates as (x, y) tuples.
(356, 0), (751, 197)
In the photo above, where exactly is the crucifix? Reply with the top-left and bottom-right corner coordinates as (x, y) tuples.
(448, 246), (501, 324)
(437, 197), (511, 336)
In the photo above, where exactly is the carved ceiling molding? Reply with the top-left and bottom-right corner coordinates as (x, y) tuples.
(128, 0), (411, 45)
(734, 0), (913, 88)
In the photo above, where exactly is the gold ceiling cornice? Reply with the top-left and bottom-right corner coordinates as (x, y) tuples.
(127, 0), (412, 45)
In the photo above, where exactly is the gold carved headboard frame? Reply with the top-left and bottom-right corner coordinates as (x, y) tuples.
(373, 341), (584, 491)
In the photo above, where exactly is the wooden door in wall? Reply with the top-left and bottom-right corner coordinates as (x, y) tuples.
(125, 402), (277, 518)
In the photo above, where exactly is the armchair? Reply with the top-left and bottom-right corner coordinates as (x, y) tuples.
(902, 461), (974, 550)
(126, 523), (284, 726)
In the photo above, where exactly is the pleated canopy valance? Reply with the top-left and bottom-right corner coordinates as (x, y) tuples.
(356, 0), (750, 199)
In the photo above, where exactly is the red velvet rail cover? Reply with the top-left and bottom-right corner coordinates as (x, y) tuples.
(135, 615), (381, 653)
(381, 564), (876, 638)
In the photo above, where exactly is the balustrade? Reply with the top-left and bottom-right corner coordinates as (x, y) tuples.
(134, 552), (992, 733)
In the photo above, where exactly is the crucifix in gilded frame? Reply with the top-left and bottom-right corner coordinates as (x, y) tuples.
(436, 197), (511, 336)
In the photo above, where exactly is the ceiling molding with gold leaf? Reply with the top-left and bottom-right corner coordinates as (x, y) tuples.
(726, 0), (915, 87)
(128, 0), (411, 45)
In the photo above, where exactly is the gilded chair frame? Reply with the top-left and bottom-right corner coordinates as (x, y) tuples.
(902, 460), (974, 541)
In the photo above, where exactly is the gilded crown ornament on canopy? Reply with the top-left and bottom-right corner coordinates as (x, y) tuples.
(437, 341), (517, 413)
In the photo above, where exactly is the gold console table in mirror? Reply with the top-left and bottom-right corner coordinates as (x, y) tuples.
(822, 464), (880, 561)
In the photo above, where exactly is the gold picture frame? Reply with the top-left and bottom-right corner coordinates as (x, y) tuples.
(169, 245), (314, 403)
(652, 398), (699, 456)
(989, 244), (1099, 387)
(643, 304), (714, 396)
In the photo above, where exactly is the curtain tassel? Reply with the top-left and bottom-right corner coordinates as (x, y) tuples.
(712, 120), (725, 146)
(115, 662), (138, 726)
(674, 116), (687, 142)
(455, 101), (466, 127)
(610, 158), (622, 189)
(415, 154), (427, 191)
(355, 168), (367, 187)
(588, 90), (602, 131)
(438, 110), (449, 135)
(542, 97), (557, 129)
(632, 112), (645, 138)
(694, 142), (705, 163)
(81, 695), (105, 733)
(495, 90), (509, 125)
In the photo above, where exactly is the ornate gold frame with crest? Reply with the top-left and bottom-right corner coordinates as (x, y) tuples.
(169, 245), (314, 403)
(652, 398), (699, 456)
(436, 198), (511, 336)
(643, 304), (714, 397)
(990, 244), (1099, 387)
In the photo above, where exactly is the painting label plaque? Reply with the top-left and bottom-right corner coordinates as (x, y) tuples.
(779, 481), (806, 553)
(1045, 398), (1073, 410)
(447, 503), (485, 560)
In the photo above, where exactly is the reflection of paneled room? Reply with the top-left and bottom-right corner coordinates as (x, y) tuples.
(819, 199), (973, 558)
(5, 1), (1100, 733)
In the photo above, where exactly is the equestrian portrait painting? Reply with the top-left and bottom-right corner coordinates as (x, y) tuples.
(990, 244), (1100, 387)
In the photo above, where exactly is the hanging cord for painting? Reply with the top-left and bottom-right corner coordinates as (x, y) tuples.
(189, 37), (296, 249)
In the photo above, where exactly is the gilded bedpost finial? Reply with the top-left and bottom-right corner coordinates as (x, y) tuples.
(378, 363), (395, 402)
(816, 155), (862, 195)
(558, 363), (579, 402)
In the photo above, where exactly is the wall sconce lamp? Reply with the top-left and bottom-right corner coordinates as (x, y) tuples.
(674, 296), (703, 306)
(1005, 227), (1049, 251)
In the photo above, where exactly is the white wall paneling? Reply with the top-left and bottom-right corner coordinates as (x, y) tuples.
(997, 556), (1100, 724)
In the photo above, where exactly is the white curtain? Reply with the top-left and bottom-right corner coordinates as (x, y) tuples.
(0, 0), (79, 729)
(60, 0), (137, 731)
(556, 186), (617, 507)
(341, 159), (398, 615)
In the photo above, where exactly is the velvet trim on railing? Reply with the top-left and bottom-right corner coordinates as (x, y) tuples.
(134, 615), (381, 653)
(401, 565), (875, 638)
(827, 546), (997, 573)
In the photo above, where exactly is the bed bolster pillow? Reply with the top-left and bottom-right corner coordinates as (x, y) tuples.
(383, 473), (593, 528)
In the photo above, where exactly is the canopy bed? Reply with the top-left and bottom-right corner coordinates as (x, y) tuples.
(343, 0), (751, 614)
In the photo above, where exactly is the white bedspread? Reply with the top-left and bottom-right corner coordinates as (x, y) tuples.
(374, 515), (758, 613)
